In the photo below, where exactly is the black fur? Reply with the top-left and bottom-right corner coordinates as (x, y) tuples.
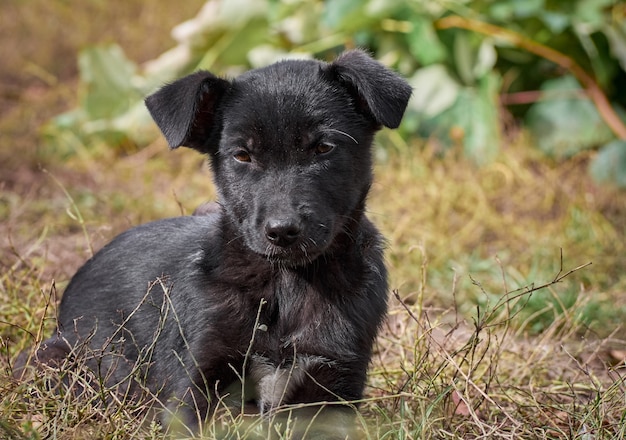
(33, 50), (411, 436)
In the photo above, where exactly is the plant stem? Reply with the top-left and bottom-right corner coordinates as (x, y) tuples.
(435, 15), (626, 140)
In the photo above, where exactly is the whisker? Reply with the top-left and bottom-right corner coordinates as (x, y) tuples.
(324, 128), (358, 145)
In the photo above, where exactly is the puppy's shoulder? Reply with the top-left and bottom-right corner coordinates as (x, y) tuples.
(113, 214), (221, 250)
(81, 214), (223, 277)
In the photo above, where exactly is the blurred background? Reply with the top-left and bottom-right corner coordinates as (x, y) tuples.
(1, 0), (625, 348)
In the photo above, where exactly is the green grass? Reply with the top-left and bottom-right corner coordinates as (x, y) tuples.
(1, 1), (626, 438)
(373, 135), (626, 335)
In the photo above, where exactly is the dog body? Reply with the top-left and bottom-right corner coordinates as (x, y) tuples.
(37, 50), (411, 432)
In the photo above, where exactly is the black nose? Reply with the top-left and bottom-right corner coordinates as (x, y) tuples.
(265, 219), (301, 247)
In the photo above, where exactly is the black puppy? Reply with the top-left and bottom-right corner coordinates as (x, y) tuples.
(32, 50), (411, 435)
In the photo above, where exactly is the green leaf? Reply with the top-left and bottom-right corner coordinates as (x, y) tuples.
(43, 44), (162, 154)
(489, 0), (544, 21)
(605, 23), (626, 71)
(454, 31), (475, 86)
(539, 11), (570, 34)
(589, 140), (626, 188)
(407, 15), (446, 66)
(452, 32), (496, 86)
(408, 64), (460, 117)
(473, 39), (497, 79)
(461, 72), (502, 164)
(575, 0), (615, 30)
(220, 17), (271, 67)
(218, 0), (268, 26)
(322, 0), (368, 31)
(78, 44), (140, 120)
(525, 76), (614, 158)
(416, 72), (501, 165)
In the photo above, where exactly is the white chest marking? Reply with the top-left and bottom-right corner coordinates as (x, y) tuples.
(249, 354), (331, 414)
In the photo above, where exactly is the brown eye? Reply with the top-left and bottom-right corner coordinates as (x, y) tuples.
(315, 143), (335, 155)
(234, 150), (251, 163)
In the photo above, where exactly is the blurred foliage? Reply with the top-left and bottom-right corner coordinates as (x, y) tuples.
(43, 0), (626, 186)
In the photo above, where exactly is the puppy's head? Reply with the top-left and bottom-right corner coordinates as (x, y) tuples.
(146, 50), (411, 266)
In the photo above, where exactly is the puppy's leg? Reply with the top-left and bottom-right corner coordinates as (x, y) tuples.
(164, 366), (242, 435)
(13, 336), (70, 380)
(284, 376), (363, 439)
(271, 405), (360, 440)
(253, 357), (365, 439)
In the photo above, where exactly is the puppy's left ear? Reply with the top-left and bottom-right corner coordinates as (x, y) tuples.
(145, 71), (231, 151)
(327, 50), (412, 129)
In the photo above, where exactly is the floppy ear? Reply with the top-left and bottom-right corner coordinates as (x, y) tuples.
(327, 50), (412, 129)
(145, 71), (231, 151)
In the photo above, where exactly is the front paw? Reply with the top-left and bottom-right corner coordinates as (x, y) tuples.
(270, 405), (362, 440)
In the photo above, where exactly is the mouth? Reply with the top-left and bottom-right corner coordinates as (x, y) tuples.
(239, 218), (337, 267)
(261, 240), (325, 267)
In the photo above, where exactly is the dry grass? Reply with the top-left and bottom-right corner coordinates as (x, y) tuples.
(363, 259), (625, 439)
(373, 134), (626, 335)
(1, 1), (626, 438)
(2, 140), (625, 438)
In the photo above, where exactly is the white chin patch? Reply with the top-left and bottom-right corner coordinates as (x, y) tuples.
(249, 354), (332, 414)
